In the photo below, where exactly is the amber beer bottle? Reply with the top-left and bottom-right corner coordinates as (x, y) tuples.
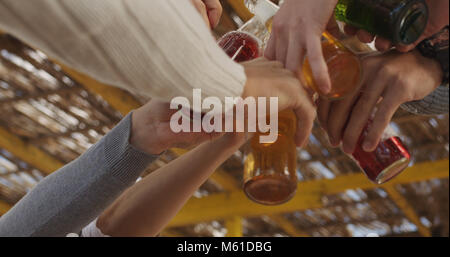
(301, 32), (362, 99)
(218, 0), (298, 205)
(246, 0), (362, 100)
(335, 0), (429, 45)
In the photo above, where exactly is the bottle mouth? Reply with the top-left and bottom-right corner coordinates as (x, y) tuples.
(375, 157), (410, 184)
(396, 1), (429, 45)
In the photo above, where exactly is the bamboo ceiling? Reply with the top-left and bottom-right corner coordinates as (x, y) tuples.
(0, 0), (448, 237)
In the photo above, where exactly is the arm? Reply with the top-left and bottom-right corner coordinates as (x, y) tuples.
(95, 133), (246, 237)
(91, 58), (319, 237)
(0, 113), (158, 237)
(0, 98), (220, 237)
(0, 0), (245, 102)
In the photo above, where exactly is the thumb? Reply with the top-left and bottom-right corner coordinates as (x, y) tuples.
(203, 0), (223, 28)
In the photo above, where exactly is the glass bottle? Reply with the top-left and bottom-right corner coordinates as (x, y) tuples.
(302, 32), (362, 99)
(218, 0), (298, 205)
(335, 0), (429, 45)
(218, 0), (277, 62)
(245, 0), (362, 100)
(351, 119), (411, 184)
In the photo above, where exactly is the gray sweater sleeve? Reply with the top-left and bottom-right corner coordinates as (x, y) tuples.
(0, 112), (158, 237)
(401, 85), (449, 115)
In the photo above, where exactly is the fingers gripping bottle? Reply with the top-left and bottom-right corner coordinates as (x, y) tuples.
(218, 0), (298, 205)
(350, 112), (411, 184)
(335, 0), (429, 45)
(245, 0), (363, 100)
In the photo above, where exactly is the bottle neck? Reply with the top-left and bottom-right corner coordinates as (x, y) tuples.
(336, 0), (429, 44)
(240, 0), (279, 47)
(395, 0), (429, 45)
(238, 16), (270, 47)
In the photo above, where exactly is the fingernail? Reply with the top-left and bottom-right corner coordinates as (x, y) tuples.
(320, 85), (331, 94)
(363, 141), (373, 152)
(328, 137), (338, 147)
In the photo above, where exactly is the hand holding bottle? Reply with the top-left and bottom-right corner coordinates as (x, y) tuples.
(242, 57), (317, 147)
(265, 0), (338, 94)
(343, 0), (449, 52)
(317, 50), (443, 154)
(130, 99), (223, 155)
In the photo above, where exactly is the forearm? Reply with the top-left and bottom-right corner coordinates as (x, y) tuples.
(0, 113), (158, 237)
(0, 0), (246, 102)
(97, 133), (246, 237)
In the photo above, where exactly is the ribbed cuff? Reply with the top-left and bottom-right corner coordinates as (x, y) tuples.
(401, 85), (449, 115)
(104, 112), (160, 184)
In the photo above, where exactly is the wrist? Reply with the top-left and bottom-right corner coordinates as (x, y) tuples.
(413, 50), (443, 90)
(417, 26), (449, 86)
(130, 111), (169, 155)
(218, 132), (248, 148)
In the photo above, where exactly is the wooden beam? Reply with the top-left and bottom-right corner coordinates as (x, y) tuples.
(168, 160), (449, 227)
(172, 148), (309, 237)
(225, 216), (243, 237)
(267, 215), (310, 237)
(228, 0), (254, 22)
(0, 199), (10, 215)
(0, 86), (83, 105)
(0, 126), (64, 175)
(383, 186), (431, 237)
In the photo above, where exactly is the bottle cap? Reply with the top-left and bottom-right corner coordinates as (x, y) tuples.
(254, 0), (279, 24)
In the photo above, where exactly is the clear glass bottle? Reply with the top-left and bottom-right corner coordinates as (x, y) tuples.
(218, 0), (298, 205)
(335, 0), (429, 45)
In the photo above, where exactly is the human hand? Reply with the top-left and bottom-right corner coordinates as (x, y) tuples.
(190, 0), (223, 29)
(265, 0), (338, 94)
(317, 50), (443, 154)
(344, 0), (449, 52)
(242, 57), (316, 147)
(130, 99), (222, 155)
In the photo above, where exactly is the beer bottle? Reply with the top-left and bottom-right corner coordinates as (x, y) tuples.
(246, 0), (363, 100)
(218, 0), (298, 205)
(335, 0), (429, 45)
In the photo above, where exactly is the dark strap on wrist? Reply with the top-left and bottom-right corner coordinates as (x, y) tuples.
(417, 26), (449, 87)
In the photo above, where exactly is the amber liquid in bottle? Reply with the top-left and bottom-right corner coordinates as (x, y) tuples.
(302, 33), (362, 100)
(217, 29), (298, 205)
(243, 109), (298, 205)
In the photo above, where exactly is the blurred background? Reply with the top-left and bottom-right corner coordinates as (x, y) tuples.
(0, 0), (448, 237)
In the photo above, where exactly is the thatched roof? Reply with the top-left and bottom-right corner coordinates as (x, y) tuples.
(0, 0), (448, 237)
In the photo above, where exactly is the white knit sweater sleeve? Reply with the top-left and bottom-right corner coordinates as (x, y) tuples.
(0, 0), (246, 102)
